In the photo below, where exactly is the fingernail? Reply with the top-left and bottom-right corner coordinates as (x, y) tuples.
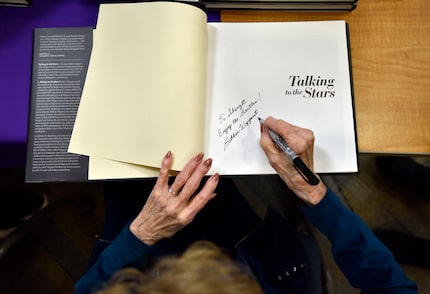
(165, 151), (172, 158)
(204, 158), (213, 167)
(211, 192), (218, 198)
(212, 173), (219, 181)
(195, 152), (204, 162)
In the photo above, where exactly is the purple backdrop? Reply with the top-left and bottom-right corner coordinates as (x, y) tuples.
(0, 0), (219, 168)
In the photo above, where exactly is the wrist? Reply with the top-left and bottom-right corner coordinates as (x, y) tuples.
(129, 219), (158, 246)
(295, 182), (327, 206)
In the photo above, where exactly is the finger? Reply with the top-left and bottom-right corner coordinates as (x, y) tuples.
(260, 124), (283, 156)
(264, 117), (299, 144)
(179, 158), (213, 199)
(169, 152), (204, 194)
(260, 124), (295, 173)
(263, 117), (314, 156)
(154, 151), (173, 190)
(181, 173), (219, 221)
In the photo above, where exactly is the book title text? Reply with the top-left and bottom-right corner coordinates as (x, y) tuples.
(286, 75), (335, 98)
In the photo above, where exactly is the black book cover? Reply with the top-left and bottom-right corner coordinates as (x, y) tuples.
(0, 0), (31, 7)
(25, 27), (93, 183)
(201, 0), (358, 11)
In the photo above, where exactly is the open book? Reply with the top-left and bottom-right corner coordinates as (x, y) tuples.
(68, 1), (357, 180)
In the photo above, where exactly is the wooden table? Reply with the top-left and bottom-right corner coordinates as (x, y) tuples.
(221, 0), (430, 154)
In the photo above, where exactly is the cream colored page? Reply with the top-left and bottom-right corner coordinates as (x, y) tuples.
(68, 2), (207, 171)
(88, 157), (160, 180)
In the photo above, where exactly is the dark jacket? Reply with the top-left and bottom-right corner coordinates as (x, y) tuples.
(75, 189), (418, 293)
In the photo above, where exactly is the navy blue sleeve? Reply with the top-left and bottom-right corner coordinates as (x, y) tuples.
(301, 189), (418, 293)
(75, 223), (156, 294)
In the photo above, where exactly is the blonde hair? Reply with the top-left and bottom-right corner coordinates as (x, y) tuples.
(96, 241), (263, 294)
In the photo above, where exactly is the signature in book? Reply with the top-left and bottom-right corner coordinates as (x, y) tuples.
(217, 93), (261, 151)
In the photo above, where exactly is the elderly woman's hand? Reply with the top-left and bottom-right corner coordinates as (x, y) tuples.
(259, 116), (326, 205)
(130, 151), (219, 245)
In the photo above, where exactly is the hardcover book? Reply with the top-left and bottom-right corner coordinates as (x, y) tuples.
(25, 27), (92, 183)
(67, 2), (357, 180)
(0, 0), (31, 6)
(200, 0), (358, 11)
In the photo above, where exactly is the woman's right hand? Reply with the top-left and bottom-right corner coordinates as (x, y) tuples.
(259, 116), (326, 206)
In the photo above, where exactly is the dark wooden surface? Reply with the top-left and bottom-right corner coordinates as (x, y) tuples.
(0, 154), (429, 293)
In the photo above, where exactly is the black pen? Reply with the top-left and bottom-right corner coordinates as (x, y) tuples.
(258, 118), (320, 185)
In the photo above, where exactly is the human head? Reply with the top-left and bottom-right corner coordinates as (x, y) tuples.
(96, 241), (263, 294)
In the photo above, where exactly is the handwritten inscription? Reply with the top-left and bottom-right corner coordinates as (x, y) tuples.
(217, 94), (261, 151)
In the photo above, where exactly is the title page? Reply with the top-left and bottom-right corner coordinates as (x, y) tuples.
(205, 21), (357, 174)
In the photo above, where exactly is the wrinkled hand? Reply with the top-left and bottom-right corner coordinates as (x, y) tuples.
(130, 151), (219, 245)
(259, 116), (326, 205)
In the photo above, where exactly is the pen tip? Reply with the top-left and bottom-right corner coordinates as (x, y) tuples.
(258, 117), (263, 123)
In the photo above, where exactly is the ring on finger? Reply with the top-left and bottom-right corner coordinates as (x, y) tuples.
(168, 187), (177, 195)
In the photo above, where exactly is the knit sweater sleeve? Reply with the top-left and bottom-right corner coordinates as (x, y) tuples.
(301, 189), (418, 293)
(75, 223), (156, 294)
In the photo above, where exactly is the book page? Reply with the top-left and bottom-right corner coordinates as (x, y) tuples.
(88, 157), (160, 180)
(68, 2), (208, 171)
(205, 21), (357, 174)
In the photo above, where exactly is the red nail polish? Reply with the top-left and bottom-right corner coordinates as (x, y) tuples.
(166, 151), (171, 158)
(212, 173), (219, 181)
(205, 158), (212, 167)
(195, 152), (204, 162)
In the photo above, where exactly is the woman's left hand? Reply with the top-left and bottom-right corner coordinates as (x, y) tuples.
(130, 151), (219, 245)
